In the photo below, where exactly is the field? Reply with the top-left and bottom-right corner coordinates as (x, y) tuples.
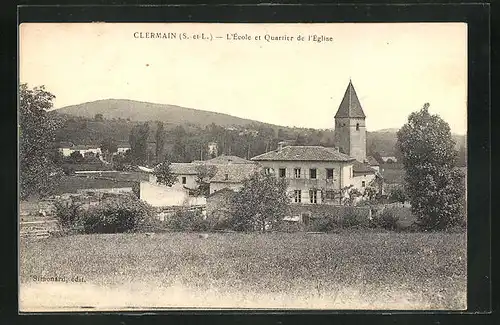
(19, 231), (466, 311)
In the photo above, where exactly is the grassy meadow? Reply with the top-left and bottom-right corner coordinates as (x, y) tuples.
(19, 231), (466, 311)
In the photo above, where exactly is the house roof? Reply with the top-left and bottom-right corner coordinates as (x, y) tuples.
(205, 155), (255, 164)
(210, 163), (261, 183)
(352, 160), (376, 174)
(334, 80), (366, 119)
(366, 156), (380, 166)
(251, 146), (355, 162)
(170, 163), (200, 175)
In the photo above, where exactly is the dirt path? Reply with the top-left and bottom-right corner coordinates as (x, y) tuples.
(19, 281), (451, 312)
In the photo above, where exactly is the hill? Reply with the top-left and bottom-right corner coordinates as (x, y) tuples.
(54, 99), (270, 128)
(52, 99), (466, 158)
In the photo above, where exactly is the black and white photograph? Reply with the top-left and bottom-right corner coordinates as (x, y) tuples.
(19, 22), (467, 311)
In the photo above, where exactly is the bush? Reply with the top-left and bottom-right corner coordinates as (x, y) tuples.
(81, 194), (153, 234)
(167, 209), (209, 232)
(53, 198), (83, 229)
(308, 217), (339, 232)
(62, 165), (75, 176)
(372, 207), (400, 231)
(339, 207), (369, 228)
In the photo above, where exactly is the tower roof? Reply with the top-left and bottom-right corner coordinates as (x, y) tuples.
(335, 80), (366, 118)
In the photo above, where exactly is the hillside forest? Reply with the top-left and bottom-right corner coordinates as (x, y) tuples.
(51, 112), (467, 168)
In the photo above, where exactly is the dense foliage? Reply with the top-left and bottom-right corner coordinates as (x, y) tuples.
(54, 194), (154, 234)
(396, 104), (465, 230)
(81, 194), (154, 234)
(153, 160), (177, 187)
(129, 122), (150, 165)
(19, 84), (63, 199)
(230, 171), (290, 232)
(192, 164), (218, 197)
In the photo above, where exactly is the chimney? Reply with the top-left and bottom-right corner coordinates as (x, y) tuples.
(277, 141), (286, 151)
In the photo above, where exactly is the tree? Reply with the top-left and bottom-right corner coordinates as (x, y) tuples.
(396, 103), (465, 230)
(100, 137), (118, 154)
(129, 122), (149, 165)
(192, 164), (218, 197)
(19, 84), (62, 199)
(341, 185), (362, 206)
(372, 151), (384, 165)
(155, 121), (166, 162)
(230, 171), (290, 232)
(364, 183), (378, 202)
(153, 159), (177, 187)
(69, 151), (84, 164)
(294, 133), (307, 146)
(456, 144), (467, 167)
(94, 113), (104, 121)
(390, 185), (408, 205)
(172, 125), (187, 162)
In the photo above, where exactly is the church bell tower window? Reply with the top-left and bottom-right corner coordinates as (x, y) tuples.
(356, 123), (360, 131)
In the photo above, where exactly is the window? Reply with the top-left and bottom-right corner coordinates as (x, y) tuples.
(224, 173), (229, 180)
(264, 167), (271, 175)
(362, 181), (366, 187)
(182, 176), (187, 184)
(325, 190), (335, 200)
(294, 190), (302, 203)
(294, 168), (301, 178)
(356, 123), (360, 131)
(326, 168), (334, 179)
(309, 189), (317, 204)
(279, 168), (286, 178)
(309, 168), (317, 179)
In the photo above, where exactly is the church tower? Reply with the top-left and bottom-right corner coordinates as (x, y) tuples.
(333, 80), (367, 162)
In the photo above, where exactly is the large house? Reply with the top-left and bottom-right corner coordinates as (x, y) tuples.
(251, 145), (356, 204)
(250, 81), (381, 204)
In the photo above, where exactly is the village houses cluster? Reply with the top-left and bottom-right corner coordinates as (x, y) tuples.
(58, 81), (384, 216)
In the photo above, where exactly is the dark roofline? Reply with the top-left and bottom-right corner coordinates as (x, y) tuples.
(251, 146), (356, 162)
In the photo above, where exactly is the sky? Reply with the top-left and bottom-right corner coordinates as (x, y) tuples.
(20, 23), (467, 134)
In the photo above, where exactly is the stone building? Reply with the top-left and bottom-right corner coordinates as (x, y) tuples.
(250, 81), (382, 204)
(251, 145), (356, 204)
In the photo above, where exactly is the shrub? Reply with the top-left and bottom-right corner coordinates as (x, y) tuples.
(167, 209), (209, 232)
(62, 165), (75, 176)
(53, 198), (83, 229)
(81, 194), (153, 234)
(339, 207), (369, 228)
(308, 217), (339, 232)
(372, 207), (400, 231)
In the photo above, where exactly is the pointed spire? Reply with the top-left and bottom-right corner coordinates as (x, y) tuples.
(334, 80), (366, 119)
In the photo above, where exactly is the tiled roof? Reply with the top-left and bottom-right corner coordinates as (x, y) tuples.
(170, 163), (200, 175)
(251, 146), (355, 162)
(205, 155), (255, 164)
(334, 81), (366, 118)
(353, 160), (376, 174)
(366, 156), (380, 166)
(210, 164), (261, 183)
